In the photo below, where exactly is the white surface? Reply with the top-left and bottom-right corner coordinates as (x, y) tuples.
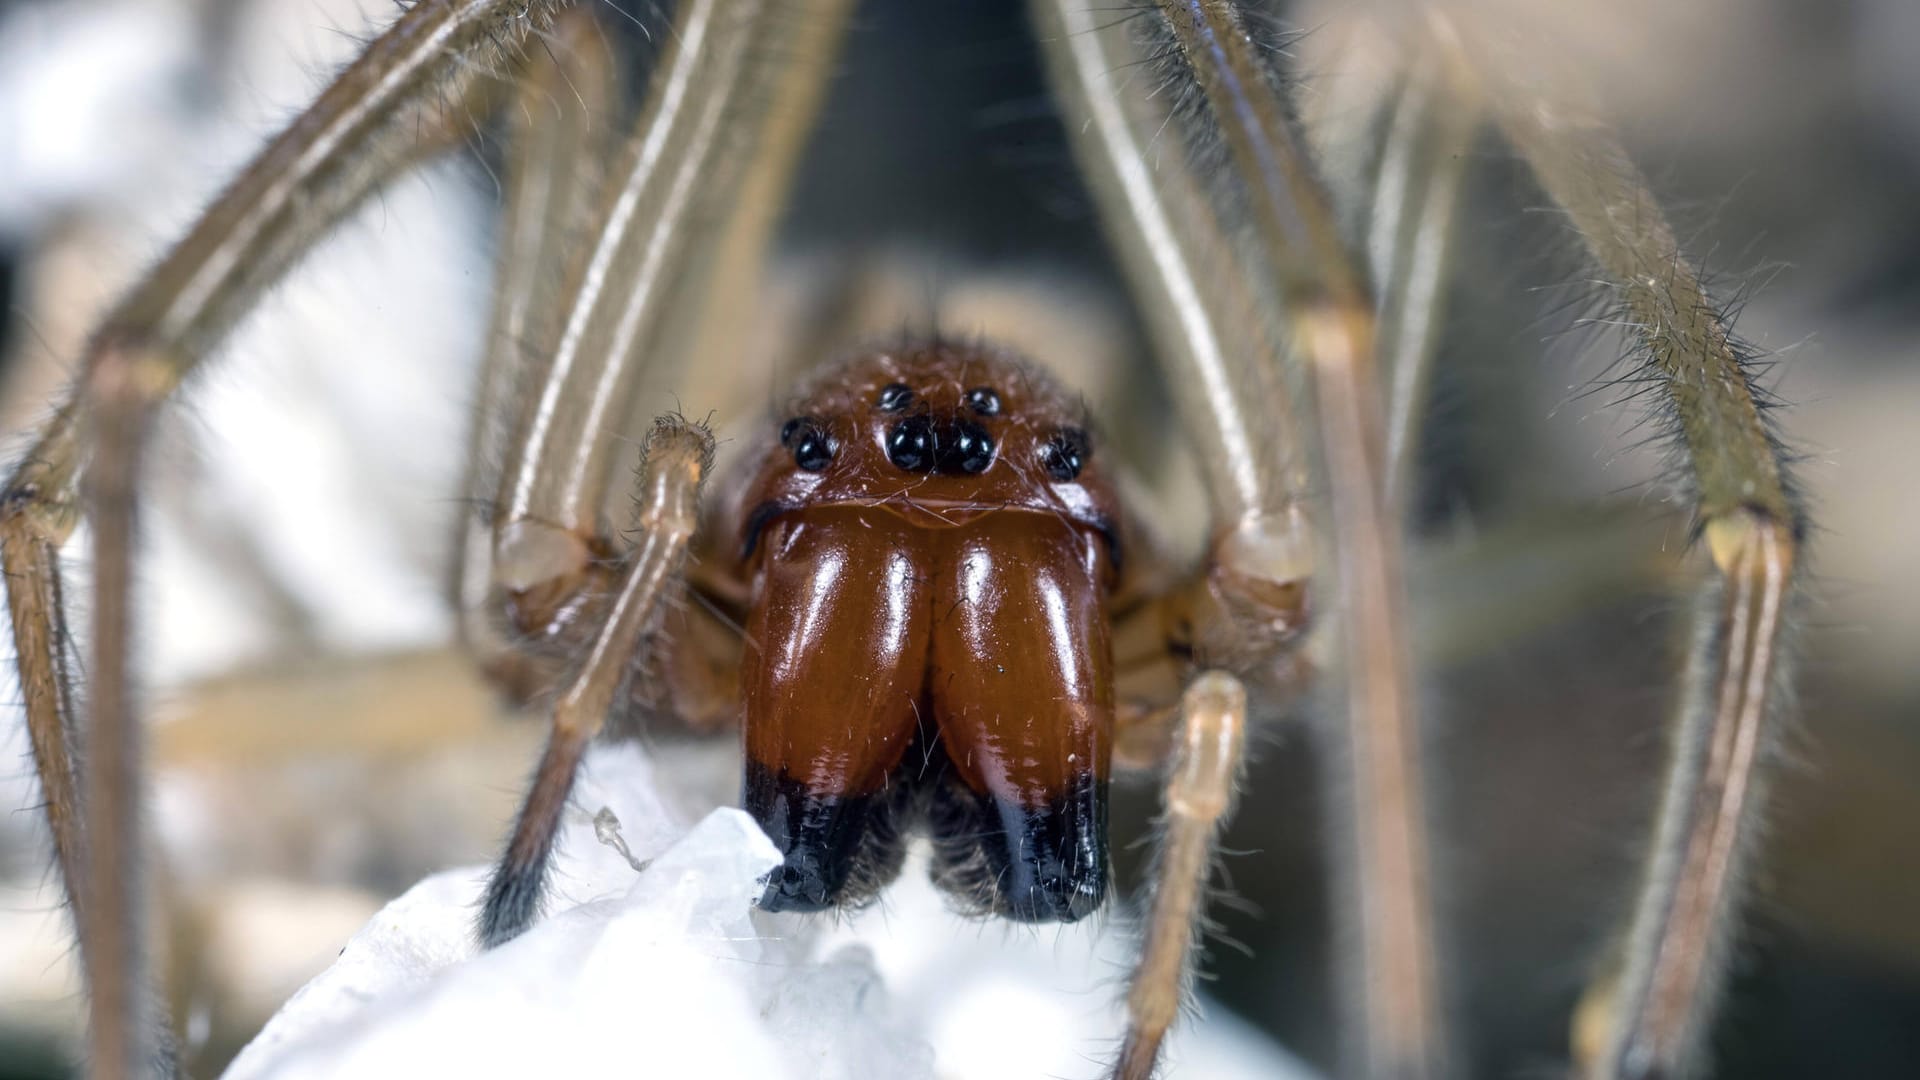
(224, 744), (1315, 1080)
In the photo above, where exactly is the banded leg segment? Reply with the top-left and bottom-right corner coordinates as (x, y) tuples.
(1521, 132), (1799, 1080)
(1444, 19), (1804, 1074)
(1365, 48), (1477, 507)
(488, 0), (853, 629)
(1141, 2), (1442, 1074)
(456, 7), (624, 696)
(1037, 5), (1408, 1076)
(0, 4), (568, 1074)
(79, 354), (172, 1079)
(3, 0), (562, 878)
(1603, 513), (1793, 1080)
(474, 0), (851, 942)
(478, 419), (714, 947)
(1031, 0), (1313, 675)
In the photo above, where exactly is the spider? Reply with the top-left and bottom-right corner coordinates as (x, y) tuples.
(0, 1), (1804, 1078)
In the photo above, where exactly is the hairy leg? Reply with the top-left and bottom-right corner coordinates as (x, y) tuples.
(455, 7), (624, 698)
(472, 0), (854, 942)
(478, 418), (712, 947)
(0, 3), (579, 1072)
(1138, 2), (1442, 1073)
(1114, 671), (1250, 1080)
(1459, 36), (1799, 1080)
(479, 0), (852, 675)
(1033, 4), (1351, 1074)
(1362, 46), (1477, 509)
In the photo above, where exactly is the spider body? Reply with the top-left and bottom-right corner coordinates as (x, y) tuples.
(0, 0), (1807, 1076)
(729, 344), (1120, 919)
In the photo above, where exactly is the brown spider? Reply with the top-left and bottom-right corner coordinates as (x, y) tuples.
(0, 1), (1803, 1078)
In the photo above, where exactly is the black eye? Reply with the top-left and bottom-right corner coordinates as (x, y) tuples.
(942, 420), (995, 475)
(782, 417), (835, 472)
(964, 386), (1001, 416)
(1039, 427), (1088, 482)
(887, 415), (935, 473)
(876, 383), (915, 412)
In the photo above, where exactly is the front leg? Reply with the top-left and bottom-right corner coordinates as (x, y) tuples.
(479, 418), (713, 948)
(1116, 672), (1250, 1080)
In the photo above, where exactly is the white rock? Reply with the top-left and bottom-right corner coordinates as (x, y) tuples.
(225, 744), (1316, 1080)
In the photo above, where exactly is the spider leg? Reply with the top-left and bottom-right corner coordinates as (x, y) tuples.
(456, 8), (624, 699)
(480, 0), (851, 675)
(1116, 671), (1249, 1080)
(472, 0), (853, 942)
(1296, 15), (1477, 508)
(1362, 48), (1477, 509)
(1288, 13), (1476, 516)
(477, 418), (713, 948)
(1131, 1), (1442, 1073)
(1434, 16), (1804, 1076)
(1034, 3), (1389, 1075)
(1032, 0), (1309, 537)
(0, 3), (578, 1073)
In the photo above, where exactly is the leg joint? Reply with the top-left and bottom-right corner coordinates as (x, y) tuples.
(1167, 670), (1246, 822)
(84, 339), (179, 416)
(1702, 504), (1797, 585)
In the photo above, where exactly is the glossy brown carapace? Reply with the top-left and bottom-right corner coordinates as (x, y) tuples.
(727, 341), (1123, 921)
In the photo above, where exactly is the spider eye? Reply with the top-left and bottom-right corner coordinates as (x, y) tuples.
(876, 383), (916, 412)
(782, 417), (835, 472)
(887, 415), (935, 473)
(964, 386), (1001, 416)
(1039, 427), (1087, 482)
(942, 419), (995, 475)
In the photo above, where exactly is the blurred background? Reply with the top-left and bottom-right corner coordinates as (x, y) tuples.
(1, 0), (1917, 1076)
